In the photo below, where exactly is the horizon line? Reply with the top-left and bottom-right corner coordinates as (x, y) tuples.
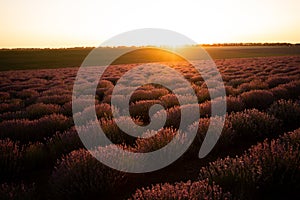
(1, 42), (300, 50)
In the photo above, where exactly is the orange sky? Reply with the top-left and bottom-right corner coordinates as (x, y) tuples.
(0, 0), (299, 48)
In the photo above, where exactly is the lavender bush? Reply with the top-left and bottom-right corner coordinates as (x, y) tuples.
(268, 99), (300, 131)
(131, 179), (232, 200)
(240, 90), (274, 110)
(199, 128), (300, 199)
(0, 182), (36, 200)
(228, 109), (282, 145)
(50, 149), (126, 199)
(0, 139), (23, 180)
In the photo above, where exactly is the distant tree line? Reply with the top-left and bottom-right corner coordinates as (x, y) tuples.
(199, 42), (300, 47)
(1, 43), (300, 51)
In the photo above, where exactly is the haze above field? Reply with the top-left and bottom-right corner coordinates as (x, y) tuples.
(0, 0), (299, 48)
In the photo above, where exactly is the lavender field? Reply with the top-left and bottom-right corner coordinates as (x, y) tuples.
(0, 55), (300, 199)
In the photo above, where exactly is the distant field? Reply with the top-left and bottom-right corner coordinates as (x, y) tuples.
(1, 46), (300, 71)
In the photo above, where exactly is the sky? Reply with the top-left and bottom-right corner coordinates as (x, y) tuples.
(0, 0), (299, 48)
